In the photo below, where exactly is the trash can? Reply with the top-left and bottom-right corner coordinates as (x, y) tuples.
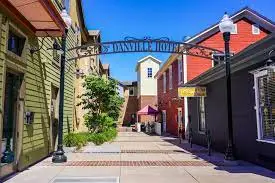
(136, 123), (141, 132)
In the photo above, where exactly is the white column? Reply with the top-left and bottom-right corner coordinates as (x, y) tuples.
(183, 53), (189, 138)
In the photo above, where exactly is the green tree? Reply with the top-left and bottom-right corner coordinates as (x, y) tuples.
(78, 75), (124, 132)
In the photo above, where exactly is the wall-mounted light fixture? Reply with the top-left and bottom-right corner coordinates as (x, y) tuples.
(75, 68), (84, 78)
(266, 50), (274, 66)
(30, 38), (63, 60)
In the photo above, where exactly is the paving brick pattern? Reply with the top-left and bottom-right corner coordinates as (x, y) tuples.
(39, 160), (214, 167)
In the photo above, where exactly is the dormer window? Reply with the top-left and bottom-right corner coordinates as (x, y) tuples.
(252, 24), (260, 35)
(231, 24), (238, 34)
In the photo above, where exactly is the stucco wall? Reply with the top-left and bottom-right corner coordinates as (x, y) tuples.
(138, 58), (160, 96)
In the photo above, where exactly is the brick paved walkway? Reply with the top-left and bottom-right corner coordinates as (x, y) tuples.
(4, 132), (275, 183)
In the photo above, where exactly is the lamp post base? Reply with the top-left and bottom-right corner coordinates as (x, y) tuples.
(52, 150), (67, 163)
(1, 150), (14, 163)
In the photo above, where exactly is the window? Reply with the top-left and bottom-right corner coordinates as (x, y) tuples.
(231, 24), (237, 34)
(198, 97), (206, 132)
(169, 66), (172, 89)
(147, 68), (152, 78)
(163, 73), (166, 93)
(8, 31), (25, 56)
(254, 70), (275, 142)
(252, 24), (260, 35)
(129, 87), (134, 96)
(178, 58), (183, 84)
(177, 108), (182, 124)
(64, 0), (70, 13)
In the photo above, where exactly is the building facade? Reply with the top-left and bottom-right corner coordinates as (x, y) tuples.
(118, 55), (161, 126)
(186, 33), (275, 170)
(136, 55), (161, 123)
(0, 0), (82, 177)
(155, 7), (274, 136)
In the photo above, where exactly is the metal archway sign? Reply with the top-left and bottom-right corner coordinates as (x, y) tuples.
(68, 37), (223, 61)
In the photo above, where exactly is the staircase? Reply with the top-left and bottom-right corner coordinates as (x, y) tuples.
(117, 95), (129, 127)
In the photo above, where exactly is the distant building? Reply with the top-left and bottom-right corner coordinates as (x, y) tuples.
(118, 55), (161, 126)
(74, 30), (111, 132)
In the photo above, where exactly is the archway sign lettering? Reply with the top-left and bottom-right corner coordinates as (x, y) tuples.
(68, 37), (223, 61)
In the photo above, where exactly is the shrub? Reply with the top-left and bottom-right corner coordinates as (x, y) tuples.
(64, 133), (87, 149)
(78, 128), (118, 146)
(84, 113), (116, 133)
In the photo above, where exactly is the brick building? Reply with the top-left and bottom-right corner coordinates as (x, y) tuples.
(119, 55), (161, 125)
(155, 7), (274, 136)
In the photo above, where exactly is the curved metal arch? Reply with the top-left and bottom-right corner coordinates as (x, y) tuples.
(67, 37), (223, 61)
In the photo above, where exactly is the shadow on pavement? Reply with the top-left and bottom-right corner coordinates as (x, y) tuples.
(160, 133), (275, 179)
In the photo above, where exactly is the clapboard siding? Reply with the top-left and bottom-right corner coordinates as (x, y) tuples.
(0, 0), (76, 171)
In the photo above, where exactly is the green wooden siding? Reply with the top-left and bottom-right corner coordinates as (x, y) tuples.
(0, 0), (76, 169)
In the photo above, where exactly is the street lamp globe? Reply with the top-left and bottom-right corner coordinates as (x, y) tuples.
(61, 9), (72, 28)
(219, 13), (234, 33)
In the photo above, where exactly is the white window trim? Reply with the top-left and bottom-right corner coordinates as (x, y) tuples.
(231, 24), (238, 34)
(254, 70), (267, 140)
(129, 87), (135, 96)
(163, 73), (166, 93)
(169, 66), (172, 90)
(253, 69), (275, 144)
(178, 59), (183, 85)
(252, 24), (260, 35)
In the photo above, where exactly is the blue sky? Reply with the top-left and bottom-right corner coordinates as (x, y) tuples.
(82, 0), (275, 81)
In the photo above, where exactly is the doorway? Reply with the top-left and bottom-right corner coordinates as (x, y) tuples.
(50, 85), (59, 152)
(1, 71), (23, 172)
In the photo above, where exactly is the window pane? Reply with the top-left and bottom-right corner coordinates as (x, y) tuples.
(257, 71), (275, 140)
(8, 31), (25, 56)
(198, 97), (206, 132)
(147, 68), (152, 78)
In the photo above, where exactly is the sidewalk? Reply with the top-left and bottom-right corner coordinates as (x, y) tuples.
(4, 132), (275, 183)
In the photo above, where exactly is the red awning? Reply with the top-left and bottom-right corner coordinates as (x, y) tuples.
(0, 0), (66, 37)
(137, 105), (159, 115)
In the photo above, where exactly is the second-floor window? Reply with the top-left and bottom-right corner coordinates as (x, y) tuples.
(163, 73), (166, 93)
(169, 66), (172, 89)
(252, 24), (260, 35)
(178, 59), (183, 84)
(147, 68), (152, 78)
(231, 24), (238, 34)
(8, 31), (25, 56)
(129, 87), (134, 96)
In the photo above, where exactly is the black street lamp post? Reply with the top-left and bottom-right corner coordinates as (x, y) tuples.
(219, 13), (235, 161)
(52, 9), (72, 163)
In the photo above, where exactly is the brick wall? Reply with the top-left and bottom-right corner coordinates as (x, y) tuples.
(138, 95), (158, 123)
(158, 60), (184, 135)
(123, 96), (138, 125)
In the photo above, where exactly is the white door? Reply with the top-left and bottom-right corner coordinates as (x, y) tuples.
(162, 110), (166, 132)
(177, 108), (182, 124)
